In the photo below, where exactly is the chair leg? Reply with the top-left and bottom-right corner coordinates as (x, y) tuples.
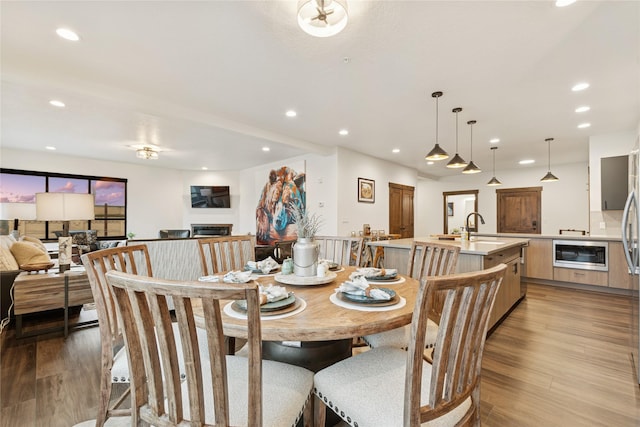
(95, 367), (113, 427)
(314, 394), (326, 427)
(303, 393), (314, 427)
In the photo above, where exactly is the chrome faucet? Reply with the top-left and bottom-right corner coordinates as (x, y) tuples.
(465, 212), (485, 236)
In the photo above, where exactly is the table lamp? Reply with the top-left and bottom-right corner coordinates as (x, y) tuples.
(35, 193), (95, 272)
(0, 202), (37, 238)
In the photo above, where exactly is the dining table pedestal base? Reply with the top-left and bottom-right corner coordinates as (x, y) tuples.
(262, 339), (352, 373)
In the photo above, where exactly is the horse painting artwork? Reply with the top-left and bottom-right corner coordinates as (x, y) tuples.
(256, 166), (306, 245)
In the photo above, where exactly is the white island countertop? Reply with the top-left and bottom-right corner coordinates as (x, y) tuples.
(367, 236), (530, 256)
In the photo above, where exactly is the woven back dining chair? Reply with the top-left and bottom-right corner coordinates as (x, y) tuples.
(314, 264), (506, 427)
(105, 270), (314, 427)
(197, 235), (255, 275)
(314, 236), (364, 267)
(81, 244), (153, 427)
(363, 241), (460, 350)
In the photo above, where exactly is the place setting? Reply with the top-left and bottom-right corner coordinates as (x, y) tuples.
(330, 272), (406, 312)
(355, 267), (406, 285)
(244, 256), (280, 277)
(223, 283), (306, 320)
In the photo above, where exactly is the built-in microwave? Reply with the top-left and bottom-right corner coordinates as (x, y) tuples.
(552, 240), (608, 272)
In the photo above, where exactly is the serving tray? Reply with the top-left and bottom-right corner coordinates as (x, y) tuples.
(274, 271), (337, 286)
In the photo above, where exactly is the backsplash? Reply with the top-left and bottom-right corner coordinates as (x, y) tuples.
(590, 210), (623, 237)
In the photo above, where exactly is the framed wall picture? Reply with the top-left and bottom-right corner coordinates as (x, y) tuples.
(447, 202), (454, 216)
(358, 178), (375, 203)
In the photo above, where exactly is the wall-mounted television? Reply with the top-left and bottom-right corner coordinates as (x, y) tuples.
(190, 186), (231, 208)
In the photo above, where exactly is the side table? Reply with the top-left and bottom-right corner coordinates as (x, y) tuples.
(13, 266), (97, 338)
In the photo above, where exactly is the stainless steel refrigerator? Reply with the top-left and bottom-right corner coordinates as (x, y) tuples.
(622, 139), (640, 385)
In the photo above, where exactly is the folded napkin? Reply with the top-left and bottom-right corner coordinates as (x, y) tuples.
(198, 275), (220, 282)
(336, 275), (391, 301)
(353, 267), (397, 278)
(246, 256), (279, 274)
(223, 270), (253, 283)
(259, 284), (289, 305)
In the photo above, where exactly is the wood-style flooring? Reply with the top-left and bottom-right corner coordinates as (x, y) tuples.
(1, 283), (639, 426)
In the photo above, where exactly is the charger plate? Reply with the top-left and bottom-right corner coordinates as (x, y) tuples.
(274, 271), (337, 286)
(229, 297), (304, 317)
(338, 288), (398, 306)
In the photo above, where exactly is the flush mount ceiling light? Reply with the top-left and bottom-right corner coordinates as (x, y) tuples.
(298, 0), (348, 37)
(487, 147), (502, 186)
(462, 120), (481, 174)
(425, 91), (449, 161)
(541, 138), (559, 182)
(136, 147), (159, 160)
(446, 107), (467, 168)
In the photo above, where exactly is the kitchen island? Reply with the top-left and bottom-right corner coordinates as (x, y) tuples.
(367, 236), (529, 331)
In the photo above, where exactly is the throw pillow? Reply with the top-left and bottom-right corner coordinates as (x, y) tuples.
(0, 246), (19, 271)
(10, 241), (52, 268)
(21, 235), (48, 253)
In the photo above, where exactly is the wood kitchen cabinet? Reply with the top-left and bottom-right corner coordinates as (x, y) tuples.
(523, 238), (553, 280)
(553, 267), (608, 287)
(609, 241), (633, 289)
(483, 246), (522, 330)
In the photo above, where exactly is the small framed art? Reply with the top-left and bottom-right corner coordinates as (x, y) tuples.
(358, 178), (375, 203)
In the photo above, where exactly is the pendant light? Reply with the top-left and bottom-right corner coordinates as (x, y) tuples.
(425, 91), (449, 161)
(541, 137), (559, 182)
(446, 107), (467, 168)
(462, 120), (481, 174)
(487, 146), (502, 186)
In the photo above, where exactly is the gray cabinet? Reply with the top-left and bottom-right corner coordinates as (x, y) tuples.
(601, 155), (628, 210)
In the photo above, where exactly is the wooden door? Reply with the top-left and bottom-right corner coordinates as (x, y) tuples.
(389, 183), (414, 238)
(497, 187), (542, 234)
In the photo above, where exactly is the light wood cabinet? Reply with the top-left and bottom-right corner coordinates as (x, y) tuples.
(608, 241), (633, 289)
(523, 238), (553, 280)
(484, 247), (522, 329)
(553, 267), (608, 287)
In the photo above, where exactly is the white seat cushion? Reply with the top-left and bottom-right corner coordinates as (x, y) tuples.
(186, 355), (314, 427)
(110, 322), (208, 383)
(314, 347), (471, 427)
(363, 318), (439, 349)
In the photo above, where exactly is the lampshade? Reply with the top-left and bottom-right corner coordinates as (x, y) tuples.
(297, 0), (348, 37)
(541, 138), (559, 182)
(137, 147), (159, 160)
(36, 193), (95, 221)
(447, 107), (467, 168)
(425, 91), (449, 161)
(487, 146), (502, 186)
(462, 120), (481, 174)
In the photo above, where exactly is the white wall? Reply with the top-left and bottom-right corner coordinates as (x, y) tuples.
(237, 151), (338, 236)
(1, 148), (184, 239)
(335, 147), (418, 236)
(416, 161), (590, 237)
(588, 130), (637, 237)
(180, 169), (240, 234)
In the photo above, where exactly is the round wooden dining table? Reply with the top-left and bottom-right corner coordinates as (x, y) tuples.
(193, 266), (419, 342)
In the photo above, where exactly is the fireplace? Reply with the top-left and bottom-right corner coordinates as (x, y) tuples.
(191, 224), (233, 237)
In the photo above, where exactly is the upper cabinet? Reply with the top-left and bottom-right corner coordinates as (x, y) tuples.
(601, 155), (628, 210)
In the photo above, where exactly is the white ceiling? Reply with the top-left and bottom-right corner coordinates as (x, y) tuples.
(1, 1), (638, 178)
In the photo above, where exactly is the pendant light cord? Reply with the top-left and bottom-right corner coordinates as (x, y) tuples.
(435, 96), (439, 143)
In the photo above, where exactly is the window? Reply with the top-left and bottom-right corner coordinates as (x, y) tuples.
(0, 169), (127, 240)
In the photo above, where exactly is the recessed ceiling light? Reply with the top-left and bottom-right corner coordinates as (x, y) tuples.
(489, 138), (500, 144)
(427, 161), (434, 165)
(575, 106), (590, 113)
(578, 122), (591, 129)
(201, 167), (208, 170)
(49, 100), (65, 108)
(519, 159), (535, 165)
(45, 146), (56, 150)
(392, 148), (400, 153)
(555, 0), (576, 7)
(572, 82), (590, 92)
(339, 129), (349, 136)
(56, 28), (80, 41)
(262, 146), (270, 152)
(285, 110), (297, 118)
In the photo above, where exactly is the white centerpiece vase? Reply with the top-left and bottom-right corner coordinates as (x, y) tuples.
(293, 237), (319, 277)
